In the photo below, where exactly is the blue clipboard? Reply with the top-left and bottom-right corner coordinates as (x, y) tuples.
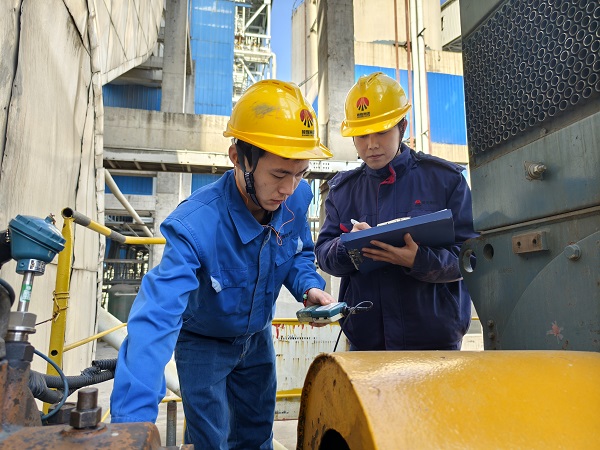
(340, 209), (455, 273)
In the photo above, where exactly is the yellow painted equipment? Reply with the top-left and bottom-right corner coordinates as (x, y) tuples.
(298, 351), (600, 449)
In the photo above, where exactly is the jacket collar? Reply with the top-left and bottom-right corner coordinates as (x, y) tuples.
(363, 143), (413, 180)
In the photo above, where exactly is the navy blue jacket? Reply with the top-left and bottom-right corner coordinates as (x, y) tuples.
(315, 145), (478, 350)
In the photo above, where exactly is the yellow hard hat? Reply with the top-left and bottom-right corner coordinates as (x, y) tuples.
(224, 79), (332, 160)
(340, 72), (412, 137)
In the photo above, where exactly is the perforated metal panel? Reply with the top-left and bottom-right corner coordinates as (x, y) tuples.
(463, 0), (600, 158)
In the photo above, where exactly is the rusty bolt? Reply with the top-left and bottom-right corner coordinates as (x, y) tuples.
(46, 402), (76, 425)
(487, 332), (496, 340)
(487, 320), (495, 328)
(70, 387), (102, 429)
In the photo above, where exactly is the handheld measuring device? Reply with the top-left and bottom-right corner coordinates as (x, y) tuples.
(296, 302), (348, 324)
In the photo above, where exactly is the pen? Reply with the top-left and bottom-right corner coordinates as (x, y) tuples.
(350, 219), (359, 225)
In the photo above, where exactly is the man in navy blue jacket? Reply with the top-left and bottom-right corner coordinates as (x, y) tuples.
(316, 72), (478, 351)
(111, 80), (335, 449)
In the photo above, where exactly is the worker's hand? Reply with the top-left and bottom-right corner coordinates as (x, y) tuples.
(304, 288), (336, 328)
(304, 288), (335, 307)
(351, 221), (371, 232)
(361, 233), (418, 269)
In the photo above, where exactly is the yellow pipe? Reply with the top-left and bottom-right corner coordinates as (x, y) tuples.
(272, 318), (341, 326)
(276, 388), (302, 400)
(43, 216), (73, 414)
(298, 351), (600, 449)
(271, 318), (478, 326)
(46, 216), (74, 375)
(101, 407), (111, 423)
(122, 236), (166, 245)
(61, 207), (165, 245)
(63, 323), (127, 352)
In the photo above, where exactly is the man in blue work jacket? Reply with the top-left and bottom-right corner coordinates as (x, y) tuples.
(110, 80), (335, 449)
(316, 72), (478, 351)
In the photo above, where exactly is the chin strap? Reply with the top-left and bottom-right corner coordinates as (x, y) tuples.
(235, 140), (264, 209)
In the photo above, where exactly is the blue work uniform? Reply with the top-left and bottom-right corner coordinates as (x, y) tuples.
(315, 145), (478, 350)
(110, 170), (325, 449)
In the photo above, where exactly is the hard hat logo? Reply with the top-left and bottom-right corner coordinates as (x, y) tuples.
(356, 97), (370, 118)
(223, 79), (332, 160)
(300, 109), (314, 128)
(356, 97), (369, 112)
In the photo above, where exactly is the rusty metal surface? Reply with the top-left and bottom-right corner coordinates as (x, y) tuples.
(1, 362), (41, 428)
(298, 351), (600, 449)
(511, 230), (548, 254)
(0, 422), (164, 449)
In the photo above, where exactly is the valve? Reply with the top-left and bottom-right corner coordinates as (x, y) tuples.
(5, 215), (65, 342)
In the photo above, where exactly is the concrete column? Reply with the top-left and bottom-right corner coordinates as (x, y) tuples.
(152, 172), (192, 265)
(161, 0), (188, 113)
(317, 0), (356, 162)
(153, 0), (192, 267)
(185, 60), (196, 114)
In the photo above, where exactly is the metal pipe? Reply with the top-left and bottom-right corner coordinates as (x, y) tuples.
(418, 0), (431, 154)
(409, 0), (422, 152)
(62, 208), (165, 245)
(63, 323), (127, 352)
(570, 93), (580, 105)
(17, 272), (35, 313)
(105, 170), (154, 238)
(97, 307), (181, 397)
(393, 0), (400, 83)
(46, 216), (73, 377)
(166, 400), (177, 446)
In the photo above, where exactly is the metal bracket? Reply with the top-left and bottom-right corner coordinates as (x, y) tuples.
(512, 230), (548, 254)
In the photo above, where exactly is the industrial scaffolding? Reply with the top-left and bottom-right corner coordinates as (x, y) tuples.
(233, 0), (275, 103)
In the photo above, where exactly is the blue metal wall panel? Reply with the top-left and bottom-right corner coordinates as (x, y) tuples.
(191, 0), (235, 116)
(427, 72), (467, 145)
(192, 173), (222, 192)
(105, 176), (153, 195)
(102, 84), (162, 111)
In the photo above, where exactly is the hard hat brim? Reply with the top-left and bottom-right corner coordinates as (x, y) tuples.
(224, 128), (333, 160)
(340, 105), (411, 137)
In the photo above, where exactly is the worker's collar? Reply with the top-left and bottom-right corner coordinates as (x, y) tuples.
(363, 143), (411, 179)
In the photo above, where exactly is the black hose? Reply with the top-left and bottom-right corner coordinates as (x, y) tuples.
(0, 278), (15, 307)
(29, 358), (116, 406)
(42, 368), (115, 389)
(29, 371), (66, 404)
(92, 358), (117, 371)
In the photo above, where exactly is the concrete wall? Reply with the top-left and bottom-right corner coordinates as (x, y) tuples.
(104, 107), (231, 169)
(0, 0), (163, 376)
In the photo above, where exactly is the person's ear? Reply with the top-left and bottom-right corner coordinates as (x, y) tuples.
(398, 118), (408, 138)
(229, 144), (238, 168)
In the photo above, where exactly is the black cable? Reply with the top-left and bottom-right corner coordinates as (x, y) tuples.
(333, 301), (373, 352)
(34, 349), (69, 422)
